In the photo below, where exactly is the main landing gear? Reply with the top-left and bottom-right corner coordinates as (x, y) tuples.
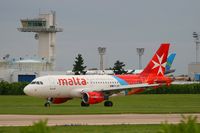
(104, 95), (113, 107)
(80, 101), (113, 107)
(104, 101), (113, 107)
(81, 101), (90, 107)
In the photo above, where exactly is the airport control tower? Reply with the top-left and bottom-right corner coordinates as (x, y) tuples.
(18, 11), (63, 70)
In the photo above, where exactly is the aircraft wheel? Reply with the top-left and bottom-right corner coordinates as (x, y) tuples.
(81, 101), (89, 107)
(44, 102), (50, 107)
(104, 101), (113, 107)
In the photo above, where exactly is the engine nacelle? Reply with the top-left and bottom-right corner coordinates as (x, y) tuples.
(51, 98), (72, 104)
(82, 92), (105, 104)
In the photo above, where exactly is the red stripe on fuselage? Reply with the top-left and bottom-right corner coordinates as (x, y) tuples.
(115, 75), (144, 84)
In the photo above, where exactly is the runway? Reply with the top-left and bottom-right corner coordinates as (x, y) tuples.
(0, 114), (200, 126)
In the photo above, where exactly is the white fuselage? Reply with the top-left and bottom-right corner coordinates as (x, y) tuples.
(24, 75), (122, 98)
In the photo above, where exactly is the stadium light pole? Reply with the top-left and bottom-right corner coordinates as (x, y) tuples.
(136, 48), (145, 69)
(193, 32), (200, 63)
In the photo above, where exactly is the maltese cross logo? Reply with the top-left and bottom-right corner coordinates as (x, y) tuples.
(152, 54), (166, 75)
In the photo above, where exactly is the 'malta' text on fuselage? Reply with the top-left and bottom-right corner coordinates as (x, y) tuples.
(58, 77), (87, 86)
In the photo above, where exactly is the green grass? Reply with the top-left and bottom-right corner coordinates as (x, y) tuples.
(0, 94), (200, 114)
(0, 125), (162, 133)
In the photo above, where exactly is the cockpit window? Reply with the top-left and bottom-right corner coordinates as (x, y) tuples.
(31, 81), (36, 84)
(31, 81), (43, 85)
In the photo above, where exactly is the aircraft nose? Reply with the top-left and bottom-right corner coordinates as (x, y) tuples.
(24, 85), (33, 96)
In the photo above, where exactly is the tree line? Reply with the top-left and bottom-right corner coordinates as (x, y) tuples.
(0, 81), (200, 95)
(72, 54), (127, 75)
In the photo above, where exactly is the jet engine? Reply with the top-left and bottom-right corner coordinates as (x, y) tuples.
(82, 92), (105, 104)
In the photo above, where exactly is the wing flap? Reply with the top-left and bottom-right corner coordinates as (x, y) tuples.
(93, 83), (159, 92)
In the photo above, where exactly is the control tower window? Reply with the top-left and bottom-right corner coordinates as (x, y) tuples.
(27, 21), (46, 27)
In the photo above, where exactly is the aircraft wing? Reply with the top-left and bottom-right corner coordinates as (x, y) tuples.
(98, 83), (159, 92)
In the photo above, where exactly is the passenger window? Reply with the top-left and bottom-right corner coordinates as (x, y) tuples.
(40, 81), (43, 85)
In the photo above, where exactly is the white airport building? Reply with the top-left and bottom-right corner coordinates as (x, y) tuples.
(0, 56), (66, 82)
(188, 63), (200, 81)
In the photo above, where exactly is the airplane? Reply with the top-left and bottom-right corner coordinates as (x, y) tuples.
(164, 53), (176, 74)
(24, 43), (172, 107)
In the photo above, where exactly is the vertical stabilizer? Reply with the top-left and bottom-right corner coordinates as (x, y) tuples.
(140, 43), (170, 76)
(165, 53), (176, 72)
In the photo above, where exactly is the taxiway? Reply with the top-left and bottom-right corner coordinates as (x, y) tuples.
(0, 114), (200, 126)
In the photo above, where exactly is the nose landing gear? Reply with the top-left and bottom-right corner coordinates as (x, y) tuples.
(44, 98), (52, 107)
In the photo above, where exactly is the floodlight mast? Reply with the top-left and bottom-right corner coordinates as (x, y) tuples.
(193, 32), (200, 63)
(136, 48), (144, 69)
(98, 47), (106, 70)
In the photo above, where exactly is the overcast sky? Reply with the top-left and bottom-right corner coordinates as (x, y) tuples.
(0, 0), (200, 75)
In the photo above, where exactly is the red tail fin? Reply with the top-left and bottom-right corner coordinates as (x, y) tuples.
(140, 43), (170, 76)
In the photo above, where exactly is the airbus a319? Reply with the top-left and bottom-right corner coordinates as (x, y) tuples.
(24, 43), (172, 107)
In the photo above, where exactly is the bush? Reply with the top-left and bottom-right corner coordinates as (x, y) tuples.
(20, 120), (51, 133)
(142, 84), (200, 94)
(0, 81), (28, 95)
(158, 115), (200, 133)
